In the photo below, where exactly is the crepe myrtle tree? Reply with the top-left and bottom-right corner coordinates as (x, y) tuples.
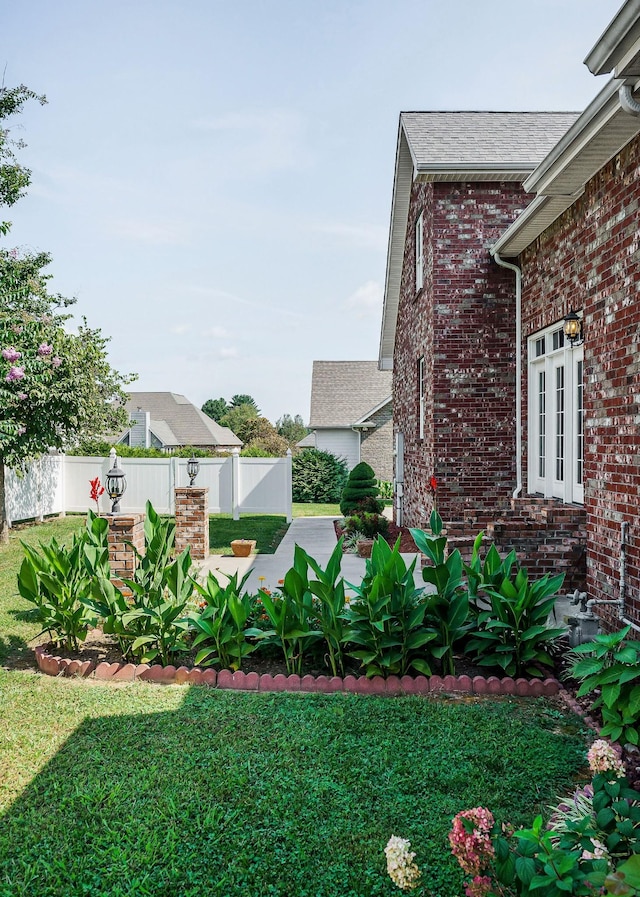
(0, 250), (135, 542)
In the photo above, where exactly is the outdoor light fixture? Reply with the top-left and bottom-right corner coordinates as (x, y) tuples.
(563, 309), (583, 347)
(187, 454), (200, 486)
(106, 455), (127, 513)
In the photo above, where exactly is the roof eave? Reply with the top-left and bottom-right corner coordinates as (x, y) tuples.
(585, 0), (640, 76)
(523, 79), (629, 194)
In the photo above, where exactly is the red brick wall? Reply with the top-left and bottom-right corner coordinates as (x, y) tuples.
(520, 136), (640, 624)
(394, 181), (528, 525)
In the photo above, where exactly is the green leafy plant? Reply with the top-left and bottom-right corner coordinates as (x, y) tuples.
(343, 536), (434, 677)
(89, 501), (196, 665)
(16, 510), (107, 650)
(345, 511), (389, 540)
(301, 538), (347, 677)
(465, 531), (517, 615)
(568, 626), (640, 747)
(410, 510), (469, 676)
(256, 545), (322, 674)
(190, 569), (262, 670)
(464, 562), (566, 678)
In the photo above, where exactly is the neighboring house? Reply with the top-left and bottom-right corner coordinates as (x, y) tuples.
(118, 392), (242, 453)
(308, 361), (393, 480)
(379, 1), (640, 618)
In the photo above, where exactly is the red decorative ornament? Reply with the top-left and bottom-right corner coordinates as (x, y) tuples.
(429, 475), (438, 494)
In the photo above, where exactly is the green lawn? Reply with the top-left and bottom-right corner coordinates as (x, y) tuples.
(208, 514), (289, 554)
(0, 670), (589, 897)
(293, 502), (341, 517)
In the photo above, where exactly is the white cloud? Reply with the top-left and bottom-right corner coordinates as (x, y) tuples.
(219, 346), (239, 359)
(312, 222), (387, 251)
(171, 324), (190, 335)
(206, 325), (230, 339)
(345, 281), (383, 318)
(191, 108), (308, 173)
(108, 217), (188, 245)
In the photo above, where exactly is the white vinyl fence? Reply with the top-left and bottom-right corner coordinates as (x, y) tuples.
(5, 451), (292, 525)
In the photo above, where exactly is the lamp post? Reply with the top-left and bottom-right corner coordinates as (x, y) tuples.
(106, 451), (127, 513)
(187, 453), (200, 486)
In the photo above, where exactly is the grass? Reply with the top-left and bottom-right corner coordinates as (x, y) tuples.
(0, 670), (590, 897)
(292, 502), (340, 516)
(208, 514), (289, 555)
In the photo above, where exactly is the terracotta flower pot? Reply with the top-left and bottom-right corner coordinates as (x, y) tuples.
(230, 539), (256, 557)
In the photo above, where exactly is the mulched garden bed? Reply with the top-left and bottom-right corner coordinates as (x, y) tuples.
(334, 518), (418, 552)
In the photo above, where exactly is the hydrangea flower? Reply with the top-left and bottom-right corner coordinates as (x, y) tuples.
(449, 807), (495, 876)
(6, 366), (25, 382)
(37, 342), (53, 356)
(384, 836), (421, 891)
(17, 392), (27, 401)
(2, 347), (21, 362)
(465, 875), (493, 897)
(51, 356), (62, 368)
(588, 740), (625, 777)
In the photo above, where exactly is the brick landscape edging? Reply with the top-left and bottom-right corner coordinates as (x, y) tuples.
(33, 645), (560, 696)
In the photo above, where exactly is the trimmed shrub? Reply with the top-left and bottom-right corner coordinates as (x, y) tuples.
(345, 512), (389, 540)
(340, 462), (381, 515)
(292, 448), (348, 503)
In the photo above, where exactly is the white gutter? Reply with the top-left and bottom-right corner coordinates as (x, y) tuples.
(490, 249), (522, 499)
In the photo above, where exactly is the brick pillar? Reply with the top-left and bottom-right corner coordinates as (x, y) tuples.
(104, 513), (145, 583)
(174, 487), (209, 560)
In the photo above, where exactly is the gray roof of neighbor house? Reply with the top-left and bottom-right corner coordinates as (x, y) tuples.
(124, 392), (242, 447)
(309, 362), (392, 428)
(379, 111), (581, 371)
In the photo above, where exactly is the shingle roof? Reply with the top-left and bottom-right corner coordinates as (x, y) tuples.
(124, 392), (242, 447)
(401, 111), (581, 170)
(309, 362), (392, 428)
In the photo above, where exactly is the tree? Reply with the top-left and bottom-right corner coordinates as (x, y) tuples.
(201, 397), (228, 422)
(219, 403), (259, 441)
(240, 417), (288, 456)
(292, 449), (348, 503)
(230, 394), (259, 413)
(276, 413), (308, 447)
(0, 86), (135, 543)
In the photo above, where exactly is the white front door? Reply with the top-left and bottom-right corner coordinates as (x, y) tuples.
(528, 323), (583, 504)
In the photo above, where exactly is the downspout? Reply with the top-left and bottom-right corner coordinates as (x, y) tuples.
(491, 249), (523, 499)
(619, 83), (640, 117)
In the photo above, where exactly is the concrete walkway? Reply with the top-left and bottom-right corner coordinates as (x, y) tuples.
(197, 516), (422, 592)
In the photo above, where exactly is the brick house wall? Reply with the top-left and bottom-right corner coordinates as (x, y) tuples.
(394, 180), (529, 526)
(360, 402), (393, 481)
(520, 135), (640, 624)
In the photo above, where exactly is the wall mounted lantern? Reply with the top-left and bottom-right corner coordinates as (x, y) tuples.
(106, 454), (127, 513)
(187, 454), (200, 486)
(563, 309), (583, 347)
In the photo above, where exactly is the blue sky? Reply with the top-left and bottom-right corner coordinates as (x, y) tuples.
(3, 0), (621, 423)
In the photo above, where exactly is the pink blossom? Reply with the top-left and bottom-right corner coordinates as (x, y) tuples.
(449, 808), (496, 876)
(17, 392), (27, 400)
(37, 342), (53, 356)
(51, 356), (62, 368)
(17, 426), (26, 436)
(6, 366), (25, 382)
(2, 347), (21, 362)
(465, 875), (493, 897)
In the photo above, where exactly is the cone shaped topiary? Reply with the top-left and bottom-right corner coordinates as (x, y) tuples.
(340, 461), (381, 515)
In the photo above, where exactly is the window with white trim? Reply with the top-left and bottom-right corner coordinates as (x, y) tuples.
(418, 355), (425, 440)
(528, 320), (583, 504)
(415, 213), (423, 292)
